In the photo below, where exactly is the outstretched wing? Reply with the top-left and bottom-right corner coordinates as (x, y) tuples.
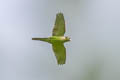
(52, 43), (66, 65)
(52, 13), (65, 36)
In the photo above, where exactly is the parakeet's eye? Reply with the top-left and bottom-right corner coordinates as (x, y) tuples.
(65, 37), (71, 41)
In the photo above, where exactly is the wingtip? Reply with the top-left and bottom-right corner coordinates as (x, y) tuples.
(58, 63), (65, 65)
(57, 12), (63, 14)
(57, 60), (65, 65)
(56, 12), (64, 16)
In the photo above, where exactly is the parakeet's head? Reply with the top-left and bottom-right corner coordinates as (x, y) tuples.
(65, 36), (71, 42)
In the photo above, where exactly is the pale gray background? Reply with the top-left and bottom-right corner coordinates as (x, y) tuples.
(0, 0), (120, 80)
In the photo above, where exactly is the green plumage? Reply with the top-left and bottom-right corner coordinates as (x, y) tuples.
(32, 13), (70, 65)
(52, 43), (66, 64)
(52, 13), (65, 36)
(32, 38), (50, 43)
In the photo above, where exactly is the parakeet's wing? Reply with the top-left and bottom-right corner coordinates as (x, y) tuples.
(52, 13), (65, 36)
(52, 43), (66, 65)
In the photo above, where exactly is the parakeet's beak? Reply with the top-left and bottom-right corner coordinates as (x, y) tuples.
(68, 37), (71, 41)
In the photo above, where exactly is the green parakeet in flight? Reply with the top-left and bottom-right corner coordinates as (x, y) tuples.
(32, 13), (70, 65)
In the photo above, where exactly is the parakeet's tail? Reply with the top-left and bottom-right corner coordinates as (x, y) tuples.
(32, 38), (50, 43)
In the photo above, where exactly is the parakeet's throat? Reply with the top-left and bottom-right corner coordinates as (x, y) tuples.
(62, 36), (70, 42)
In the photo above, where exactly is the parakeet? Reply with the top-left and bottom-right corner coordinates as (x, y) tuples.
(32, 13), (70, 65)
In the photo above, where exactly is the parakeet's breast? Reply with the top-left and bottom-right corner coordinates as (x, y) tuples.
(49, 36), (70, 43)
(49, 36), (65, 41)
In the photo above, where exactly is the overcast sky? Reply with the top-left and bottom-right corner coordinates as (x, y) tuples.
(0, 0), (120, 80)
